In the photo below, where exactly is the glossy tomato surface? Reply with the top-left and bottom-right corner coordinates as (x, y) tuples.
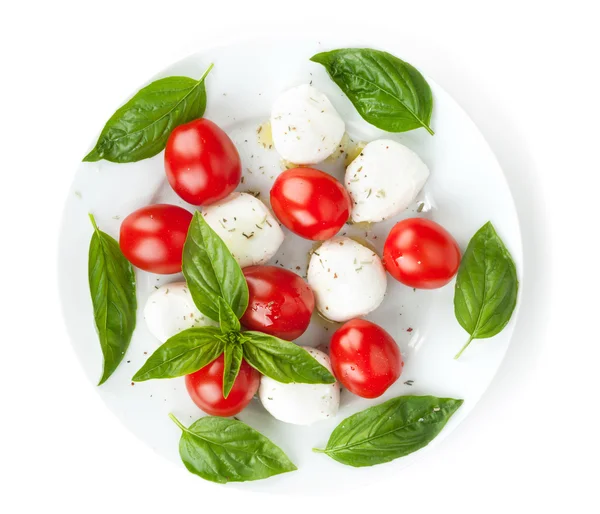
(164, 118), (241, 205)
(330, 319), (403, 399)
(185, 355), (260, 417)
(119, 204), (192, 274)
(270, 167), (352, 240)
(383, 218), (461, 289)
(241, 266), (315, 340)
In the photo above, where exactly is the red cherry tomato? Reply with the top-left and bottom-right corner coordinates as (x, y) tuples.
(330, 319), (403, 399)
(270, 167), (352, 240)
(241, 266), (315, 340)
(164, 118), (241, 206)
(185, 355), (260, 417)
(119, 204), (192, 274)
(383, 218), (461, 289)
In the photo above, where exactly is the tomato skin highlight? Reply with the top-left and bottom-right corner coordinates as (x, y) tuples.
(119, 204), (192, 274)
(241, 266), (315, 340)
(164, 118), (241, 206)
(185, 355), (260, 417)
(270, 167), (352, 241)
(329, 319), (403, 399)
(383, 218), (461, 289)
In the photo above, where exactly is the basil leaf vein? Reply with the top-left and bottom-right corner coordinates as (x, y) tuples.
(453, 221), (519, 359)
(222, 341), (243, 398)
(218, 297), (241, 333)
(169, 414), (297, 483)
(315, 395), (463, 467)
(132, 327), (223, 381)
(83, 64), (213, 163)
(311, 48), (434, 135)
(242, 332), (335, 384)
(183, 212), (249, 322)
(88, 214), (137, 385)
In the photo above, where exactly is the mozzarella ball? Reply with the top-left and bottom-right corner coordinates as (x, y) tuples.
(202, 192), (284, 268)
(259, 348), (340, 425)
(270, 84), (345, 164)
(144, 282), (217, 343)
(307, 236), (387, 322)
(345, 139), (430, 223)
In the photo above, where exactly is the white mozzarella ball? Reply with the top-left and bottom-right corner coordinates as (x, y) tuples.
(307, 236), (387, 322)
(345, 139), (430, 223)
(270, 84), (345, 164)
(143, 282), (217, 343)
(259, 348), (340, 425)
(202, 192), (284, 268)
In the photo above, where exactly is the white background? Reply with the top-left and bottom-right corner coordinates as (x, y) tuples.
(1, 0), (599, 512)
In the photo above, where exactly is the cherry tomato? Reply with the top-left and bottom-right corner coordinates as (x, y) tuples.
(270, 167), (352, 240)
(164, 118), (241, 206)
(185, 355), (260, 417)
(330, 319), (403, 399)
(383, 218), (461, 289)
(240, 266), (315, 340)
(119, 204), (192, 274)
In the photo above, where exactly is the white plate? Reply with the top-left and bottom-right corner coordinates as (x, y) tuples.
(58, 37), (523, 494)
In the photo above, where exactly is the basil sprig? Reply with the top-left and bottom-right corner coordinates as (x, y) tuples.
(311, 48), (434, 135)
(133, 211), (335, 390)
(170, 414), (297, 483)
(453, 222), (519, 359)
(88, 214), (137, 385)
(314, 395), (463, 467)
(83, 64), (213, 163)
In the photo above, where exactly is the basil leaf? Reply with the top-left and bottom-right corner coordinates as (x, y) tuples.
(182, 212), (249, 322)
(222, 342), (243, 398)
(83, 64), (213, 163)
(311, 48), (434, 135)
(132, 327), (223, 382)
(88, 214), (137, 385)
(242, 332), (335, 384)
(315, 395), (463, 467)
(169, 414), (297, 483)
(218, 297), (241, 333)
(453, 221), (519, 359)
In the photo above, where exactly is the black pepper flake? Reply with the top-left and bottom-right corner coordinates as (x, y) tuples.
(404, 380), (414, 386)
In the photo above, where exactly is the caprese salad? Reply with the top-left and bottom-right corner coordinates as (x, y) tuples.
(84, 47), (518, 484)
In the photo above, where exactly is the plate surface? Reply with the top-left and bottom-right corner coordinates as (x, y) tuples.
(58, 37), (522, 493)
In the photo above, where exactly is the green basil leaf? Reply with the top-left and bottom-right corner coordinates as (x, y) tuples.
(83, 64), (213, 163)
(182, 212), (249, 322)
(169, 414), (297, 483)
(88, 214), (137, 385)
(218, 297), (241, 333)
(453, 221), (519, 359)
(311, 48), (434, 135)
(132, 327), (223, 382)
(315, 395), (463, 467)
(242, 332), (335, 384)
(222, 342), (243, 398)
